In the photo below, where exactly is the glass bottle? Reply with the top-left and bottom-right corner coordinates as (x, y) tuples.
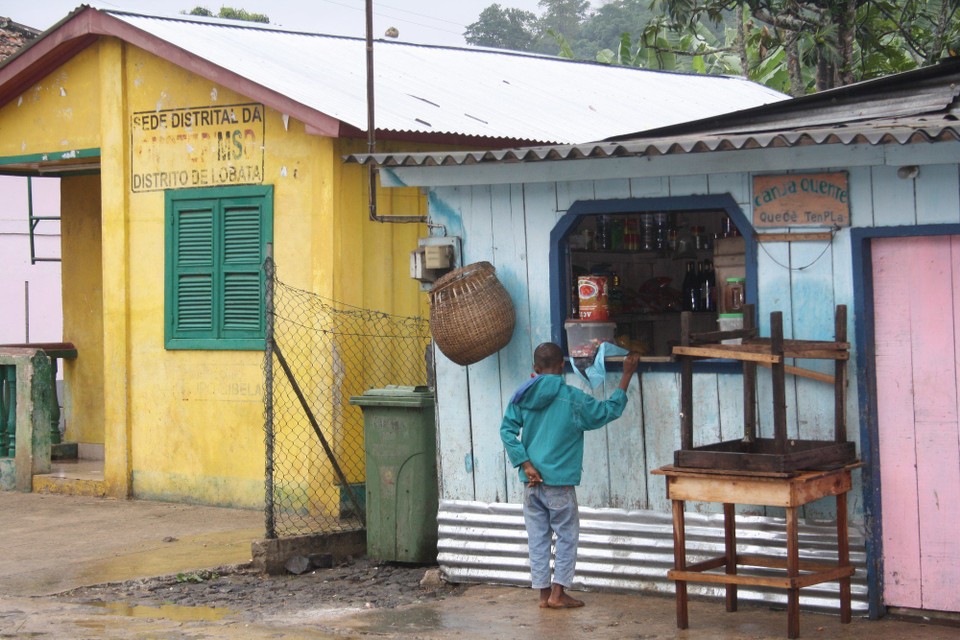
(609, 272), (622, 314)
(611, 217), (625, 251)
(667, 228), (678, 253)
(699, 260), (716, 312)
(724, 277), (745, 312)
(682, 261), (700, 312)
(721, 215), (733, 238)
(654, 212), (669, 252)
(596, 215), (610, 250)
(623, 218), (638, 251)
(640, 213), (655, 251)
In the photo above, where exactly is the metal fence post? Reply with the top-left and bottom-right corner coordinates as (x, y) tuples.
(263, 248), (276, 539)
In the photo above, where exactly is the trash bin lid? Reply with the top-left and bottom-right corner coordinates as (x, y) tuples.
(348, 385), (435, 407)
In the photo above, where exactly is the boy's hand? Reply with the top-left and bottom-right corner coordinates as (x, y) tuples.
(623, 352), (641, 375)
(618, 351), (641, 390)
(521, 461), (542, 486)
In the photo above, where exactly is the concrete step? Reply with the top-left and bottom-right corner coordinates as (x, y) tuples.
(32, 460), (105, 497)
(32, 474), (106, 497)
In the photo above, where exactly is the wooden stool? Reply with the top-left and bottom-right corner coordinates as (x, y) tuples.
(652, 465), (857, 639)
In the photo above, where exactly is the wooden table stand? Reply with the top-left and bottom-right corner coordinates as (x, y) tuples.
(652, 465), (857, 639)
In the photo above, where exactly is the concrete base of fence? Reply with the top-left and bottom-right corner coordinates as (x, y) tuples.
(251, 530), (366, 575)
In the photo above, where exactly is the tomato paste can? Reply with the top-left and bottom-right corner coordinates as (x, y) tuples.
(577, 276), (609, 321)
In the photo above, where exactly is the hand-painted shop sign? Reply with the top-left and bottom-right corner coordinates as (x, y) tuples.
(130, 102), (265, 192)
(752, 172), (850, 227)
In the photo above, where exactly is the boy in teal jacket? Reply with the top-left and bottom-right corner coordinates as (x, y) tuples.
(500, 342), (639, 609)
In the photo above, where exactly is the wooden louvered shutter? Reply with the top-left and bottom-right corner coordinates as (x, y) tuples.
(171, 200), (216, 336)
(166, 186), (273, 350)
(220, 200), (263, 338)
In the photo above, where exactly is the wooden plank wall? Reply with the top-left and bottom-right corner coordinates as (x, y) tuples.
(428, 162), (960, 521)
(873, 234), (960, 609)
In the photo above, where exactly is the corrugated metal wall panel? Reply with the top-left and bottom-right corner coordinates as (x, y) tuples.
(438, 500), (869, 616)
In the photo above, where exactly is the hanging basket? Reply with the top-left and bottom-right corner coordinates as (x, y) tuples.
(430, 261), (515, 366)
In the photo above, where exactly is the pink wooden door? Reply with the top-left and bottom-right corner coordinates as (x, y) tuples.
(873, 235), (960, 612)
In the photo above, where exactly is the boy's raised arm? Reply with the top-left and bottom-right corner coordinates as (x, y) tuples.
(618, 352), (641, 391)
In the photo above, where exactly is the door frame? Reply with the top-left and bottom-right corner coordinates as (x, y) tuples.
(851, 222), (960, 618)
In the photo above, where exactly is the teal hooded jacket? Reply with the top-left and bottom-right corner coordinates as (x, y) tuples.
(500, 374), (627, 486)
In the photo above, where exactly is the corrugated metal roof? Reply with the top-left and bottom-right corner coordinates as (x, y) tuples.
(105, 10), (787, 144)
(344, 59), (960, 166)
(346, 113), (960, 166)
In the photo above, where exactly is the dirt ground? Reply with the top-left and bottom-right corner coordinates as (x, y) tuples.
(57, 557), (464, 619)
(7, 558), (958, 640)
(3, 493), (958, 639)
(56, 556), (465, 619)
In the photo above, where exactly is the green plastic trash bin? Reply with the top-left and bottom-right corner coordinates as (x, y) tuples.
(349, 385), (438, 563)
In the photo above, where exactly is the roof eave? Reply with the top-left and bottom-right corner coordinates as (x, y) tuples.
(0, 6), (345, 137)
(607, 58), (960, 143)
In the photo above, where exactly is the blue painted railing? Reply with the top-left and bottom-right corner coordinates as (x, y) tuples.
(0, 364), (14, 457)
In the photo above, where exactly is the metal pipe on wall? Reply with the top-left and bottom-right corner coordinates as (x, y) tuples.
(24, 281), (29, 343)
(365, 0), (426, 225)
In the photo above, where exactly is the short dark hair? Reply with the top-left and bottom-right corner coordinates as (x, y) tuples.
(534, 342), (564, 370)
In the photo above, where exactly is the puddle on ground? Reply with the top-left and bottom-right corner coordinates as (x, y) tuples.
(354, 607), (444, 634)
(70, 526), (263, 588)
(83, 600), (231, 622)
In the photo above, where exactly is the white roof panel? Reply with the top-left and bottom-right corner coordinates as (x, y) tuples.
(110, 11), (788, 144)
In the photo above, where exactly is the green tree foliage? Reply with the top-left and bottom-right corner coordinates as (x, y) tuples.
(537, 0), (591, 45)
(467, 0), (959, 95)
(465, 4), (540, 50)
(184, 6), (270, 23)
(466, 0), (593, 56)
(650, 0), (958, 94)
(579, 0), (658, 54)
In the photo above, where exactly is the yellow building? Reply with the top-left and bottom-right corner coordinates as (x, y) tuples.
(0, 7), (786, 509)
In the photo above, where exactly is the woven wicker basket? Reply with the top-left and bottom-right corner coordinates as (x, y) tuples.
(430, 261), (515, 366)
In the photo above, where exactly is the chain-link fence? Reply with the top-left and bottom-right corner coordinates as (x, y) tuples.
(263, 257), (432, 538)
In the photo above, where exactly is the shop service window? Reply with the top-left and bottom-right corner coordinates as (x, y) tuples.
(559, 206), (747, 362)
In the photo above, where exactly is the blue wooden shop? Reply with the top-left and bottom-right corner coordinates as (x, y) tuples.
(351, 58), (960, 621)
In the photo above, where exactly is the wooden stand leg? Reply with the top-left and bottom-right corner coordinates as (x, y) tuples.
(723, 502), (738, 612)
(786, 506), (800, 639)
(672, 499), (689, 629)
(837, 492), (852, 624)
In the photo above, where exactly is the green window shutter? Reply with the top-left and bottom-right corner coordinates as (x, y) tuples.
(165, 186), (273, 350)
(221, 203), (263, 336)
(172, 203), (215, 334)
(177, 275), (214, 330)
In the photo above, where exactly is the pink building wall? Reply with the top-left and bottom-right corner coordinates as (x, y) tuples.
(0, 175), (62, 344)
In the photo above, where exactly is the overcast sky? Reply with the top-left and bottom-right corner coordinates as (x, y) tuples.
(0, 0), (570, 48)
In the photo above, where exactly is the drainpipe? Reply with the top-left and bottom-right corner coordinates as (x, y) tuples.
(366, 0), (426, 224)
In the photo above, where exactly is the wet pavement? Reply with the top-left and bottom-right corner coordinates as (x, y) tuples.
(4, 582), (960, 640)
(1, 491), (958, 639)
(0, 491), (262, 597)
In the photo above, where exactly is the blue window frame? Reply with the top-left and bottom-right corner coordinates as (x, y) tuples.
(549, 194), (756, 370)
